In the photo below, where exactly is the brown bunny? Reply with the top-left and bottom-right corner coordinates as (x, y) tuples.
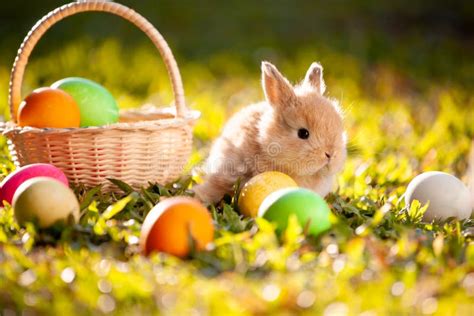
(194, 61), (347, 203)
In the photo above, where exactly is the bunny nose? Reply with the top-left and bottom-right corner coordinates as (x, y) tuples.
(325, 152), (332, 159)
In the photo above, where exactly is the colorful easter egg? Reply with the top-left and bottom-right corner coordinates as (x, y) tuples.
(259, 188), (331, 236)
(238, 171), (298, 217)
(13, 177), (79, 228)
(140, 197), (214, 257)
(51, 77), (119, 127)
(0, 163), (68, 206)
(405, 171), (472, 221)
(17, 87), (80, 128)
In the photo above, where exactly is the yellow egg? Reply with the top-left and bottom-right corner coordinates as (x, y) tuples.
(13, 177), (79, 228)
(238, 171), (298, 217)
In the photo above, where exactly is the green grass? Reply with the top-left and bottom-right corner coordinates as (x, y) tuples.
(0, 36), (473, 315)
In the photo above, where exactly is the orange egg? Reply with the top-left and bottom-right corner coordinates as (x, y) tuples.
(18, 87), (81, 128)
(140, 197), (214, 257)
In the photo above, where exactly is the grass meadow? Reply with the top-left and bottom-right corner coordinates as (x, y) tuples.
(0, 1), (473, 314)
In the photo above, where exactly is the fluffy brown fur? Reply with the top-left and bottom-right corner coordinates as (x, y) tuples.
(194, 61), (347, 203)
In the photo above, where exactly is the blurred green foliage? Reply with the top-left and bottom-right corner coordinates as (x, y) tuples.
(0, 0), (473, 315)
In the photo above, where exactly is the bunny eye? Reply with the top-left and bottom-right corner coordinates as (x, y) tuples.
(297, 128), (310, 139)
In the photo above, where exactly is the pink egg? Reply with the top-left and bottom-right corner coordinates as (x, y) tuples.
(0, 164), (69, 206)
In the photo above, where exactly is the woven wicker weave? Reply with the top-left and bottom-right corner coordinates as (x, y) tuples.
(0, 1), (199, 191)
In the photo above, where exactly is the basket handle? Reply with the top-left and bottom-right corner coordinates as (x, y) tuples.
(9, 0), (187, 122)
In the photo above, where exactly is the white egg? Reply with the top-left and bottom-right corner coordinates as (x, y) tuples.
(405, 171), (472, 221)
(13, 177), (79, 228)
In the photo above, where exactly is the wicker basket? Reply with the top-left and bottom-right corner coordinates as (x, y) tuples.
(0, 1), (199, 191)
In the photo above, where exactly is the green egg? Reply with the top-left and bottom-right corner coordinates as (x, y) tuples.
(51, 77), (119, 127)
(258, 188), (331, 236)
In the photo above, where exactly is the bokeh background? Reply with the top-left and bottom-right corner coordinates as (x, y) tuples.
(1, 1), (473, 99)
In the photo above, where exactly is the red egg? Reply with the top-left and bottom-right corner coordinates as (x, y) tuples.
(0, 164), (68, 206)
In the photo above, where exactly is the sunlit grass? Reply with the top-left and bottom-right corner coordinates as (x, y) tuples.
(0, 38), (472, 314)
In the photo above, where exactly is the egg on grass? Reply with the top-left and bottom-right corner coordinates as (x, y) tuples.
(238, 171), (298, 217)
(51, 77), (119, 127)
(0, 163), (68, 206)
(13, 177), (79, 228)
(140, 197), (214, 258)
(17, 87), (80, 128)
(258, 188), (332, 236)
(405, 171), (472, 221)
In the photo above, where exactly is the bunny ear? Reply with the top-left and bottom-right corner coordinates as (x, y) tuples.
(304, 62), (326, 94)
(262, 61), (295, 109)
